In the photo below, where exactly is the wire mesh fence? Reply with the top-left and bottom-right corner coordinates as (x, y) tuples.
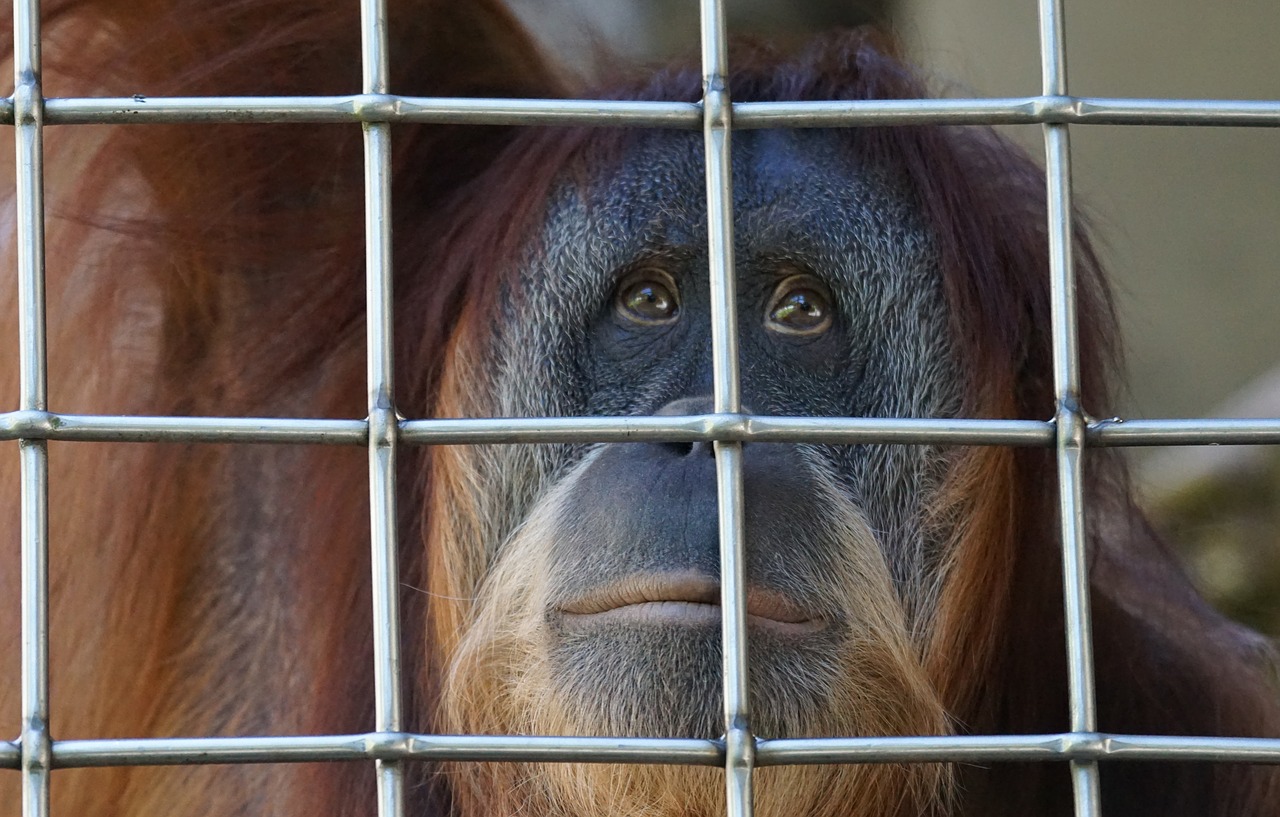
(5, 0), (1280, 816)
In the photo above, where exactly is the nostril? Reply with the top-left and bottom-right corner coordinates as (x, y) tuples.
(660, 440), (695, 457)
(651, 396), (751, 458)
(657, 440), (720, 458)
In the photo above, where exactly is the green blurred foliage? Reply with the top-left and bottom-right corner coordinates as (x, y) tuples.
(1152, 453), (1280, 636)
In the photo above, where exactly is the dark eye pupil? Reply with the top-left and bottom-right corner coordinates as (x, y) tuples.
(772, 289), (826, 328)
(621, 281), (677, 321)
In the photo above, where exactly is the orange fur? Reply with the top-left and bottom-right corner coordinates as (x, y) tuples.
(1, 1), (557, 813)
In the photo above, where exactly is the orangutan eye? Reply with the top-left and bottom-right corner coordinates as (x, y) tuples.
(615, 269), (680, 325)
(766, 275), (833, 335)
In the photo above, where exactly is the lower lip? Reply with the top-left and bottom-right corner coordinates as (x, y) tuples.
(559, 601), (825, 635)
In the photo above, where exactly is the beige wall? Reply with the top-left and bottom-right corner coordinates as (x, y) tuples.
(897, 0), (1280, 427)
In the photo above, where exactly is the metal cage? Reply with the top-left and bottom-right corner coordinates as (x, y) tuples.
(6, 1), (1280, 816)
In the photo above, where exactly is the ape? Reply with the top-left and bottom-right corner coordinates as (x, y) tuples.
(1, 1), (1278, 816)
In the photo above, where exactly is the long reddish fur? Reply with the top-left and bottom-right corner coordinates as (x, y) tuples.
(1, 3), (1277, 816)
(1, 1), (561, 812)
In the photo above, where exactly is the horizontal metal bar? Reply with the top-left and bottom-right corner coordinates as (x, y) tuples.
(703, 96), (1280, 128)
(399, 415), (1052, 445)
(1080, 735), (1280, 764)
(42, 734), (719, 769)
(737, 97), (1046, 127)
(1089, 417), (1280, 446)
(0, 411), (366, 444)
(0, 411), (1048, 446)
(2, 732), (1277, 771)
(1069, 97), (1280, 127)
(757, 733), (1280, 766)
(36, 95), (699, 127)
(4, 411), (1280, 448)
(0, 95), (1276, 128)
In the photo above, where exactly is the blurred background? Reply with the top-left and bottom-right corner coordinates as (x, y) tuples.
(508, 0), (1280, 634)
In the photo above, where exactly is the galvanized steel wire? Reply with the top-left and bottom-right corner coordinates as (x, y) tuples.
(7, 0), (1280, 816)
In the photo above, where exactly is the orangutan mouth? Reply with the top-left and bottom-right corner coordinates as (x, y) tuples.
(557, 572), (826, 635)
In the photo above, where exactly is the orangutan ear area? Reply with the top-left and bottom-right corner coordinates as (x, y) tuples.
(1, 1), (1278, 816)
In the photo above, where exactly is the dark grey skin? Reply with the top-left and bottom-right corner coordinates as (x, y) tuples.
(465, 126), (966, 742)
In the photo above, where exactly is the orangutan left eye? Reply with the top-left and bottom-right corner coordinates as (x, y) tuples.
(766, 275), (833, 336)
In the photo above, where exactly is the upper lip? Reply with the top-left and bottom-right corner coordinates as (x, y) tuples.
(557, 571), (819, 625)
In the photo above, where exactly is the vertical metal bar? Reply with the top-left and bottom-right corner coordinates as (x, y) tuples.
(1038, 0), (1068, 101)
(12, 0), (51, 815)
(699, 2), (754, 816)
(360, 0), (403, 815)
(1038, 0), (1102, 815)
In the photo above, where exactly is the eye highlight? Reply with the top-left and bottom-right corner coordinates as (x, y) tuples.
(615, 268), (680, 325)
(766, 274), (833, 336)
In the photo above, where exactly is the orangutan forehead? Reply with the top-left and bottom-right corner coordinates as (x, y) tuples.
(540, 128), (937, 294)
(497, 123), (960, 438)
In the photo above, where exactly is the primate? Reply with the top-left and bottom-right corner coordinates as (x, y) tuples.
(1, 1), (1278, 816)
